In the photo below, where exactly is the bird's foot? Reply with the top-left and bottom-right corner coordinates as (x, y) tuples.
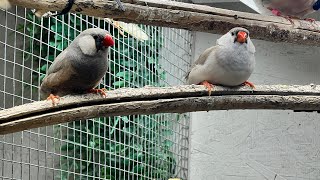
(199, 81), (214, 96)
(268, 8), (295, 24)
(283, 16), (295, 24)
(242, 81), (256, 89)
(46, 94), (60, 106)
(304, 18), (316, 23)
(88, 88), (107, 97)
(269, 8), (282, 16)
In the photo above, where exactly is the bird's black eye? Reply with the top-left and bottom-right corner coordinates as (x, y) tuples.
(231, 32), (235, 36)
(93, 35), (98, 39)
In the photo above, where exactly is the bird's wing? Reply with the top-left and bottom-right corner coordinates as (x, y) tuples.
(185, 46), (218, 80)
(46, 50), (69, 75)
(42, 60), (75, 88)
(40, 52), (76, 97)
(272, 0), (316, 17)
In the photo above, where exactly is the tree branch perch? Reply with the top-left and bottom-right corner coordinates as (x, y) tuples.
(8, 0), (320, 46)
(0, 85), (320, 135)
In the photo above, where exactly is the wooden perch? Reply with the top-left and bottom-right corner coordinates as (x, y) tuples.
(0, 85), (320, 135)
(9, 0), (320, 46)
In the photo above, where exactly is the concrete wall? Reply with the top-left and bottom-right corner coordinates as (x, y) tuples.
(189, 28), (320, 180)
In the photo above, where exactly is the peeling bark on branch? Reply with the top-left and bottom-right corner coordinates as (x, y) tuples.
(8, 0), (320, 46)
(0, 85), (320, 135)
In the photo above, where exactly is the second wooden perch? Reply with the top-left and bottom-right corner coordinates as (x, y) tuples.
(8, 0), (320, 46)
(0, 85), (320, 135)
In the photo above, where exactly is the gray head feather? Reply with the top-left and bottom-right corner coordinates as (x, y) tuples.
(217, 27), (255, 53)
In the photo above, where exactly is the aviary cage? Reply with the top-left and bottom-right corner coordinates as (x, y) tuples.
(0, 2), (192, 179)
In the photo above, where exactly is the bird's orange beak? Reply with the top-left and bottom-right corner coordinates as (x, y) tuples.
(103, 34), (115, 47)
(237, 31), (247, 43)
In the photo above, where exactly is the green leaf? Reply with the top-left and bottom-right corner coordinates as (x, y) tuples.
(123, 127), (136, 135)
(162, 129), (173, 136)
(131, 152), (144, 161)
(70, 17), (81, 26)
(55, 34), (63, 40)
(89, 141), (95, 148)
(120, 60), (137, 68)
(16, 24), (25, 33)
(163, 139), (174, 148)
(112, 81), (125, 88)
(115, 71), (130, 79)
(49, 41), (56, 47)
(121, 116), (129, 123)
(50, 23), (67, 34)
(114, 144), (128, 154)
(62, 41), (68, 50)
(57, 42), (63, 51)
(50, 25), (59, 32)
(46, 55), (55, 62)
(103, 175), (116, 180)
(109, 117), (120, 135)
(148, 57), (158, 64)
(27, 13), (34, 21)
(132, 164), (145, 174)
(40, 74), (46, 82)
(160, 71), (166, 80)
(40, 64), (47, 72)
(26, 24), (34, 33)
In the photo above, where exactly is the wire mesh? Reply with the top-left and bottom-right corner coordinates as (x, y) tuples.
(0, 2), (192, 180)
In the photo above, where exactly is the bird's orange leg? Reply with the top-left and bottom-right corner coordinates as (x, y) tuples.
(268, 8), (295, 24)
(199, 81), (214, 96)
(283, 16), (296, 24)
(269, 8), (282, 16)
(304, 18), (316, 23)
(88, 88), (107, 97)
(242, 81), (256, 89)
(47, 94), (60, 106)
(268, 5), (315, 23)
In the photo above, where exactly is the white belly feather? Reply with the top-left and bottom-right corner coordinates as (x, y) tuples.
(188, 45), (255, 86)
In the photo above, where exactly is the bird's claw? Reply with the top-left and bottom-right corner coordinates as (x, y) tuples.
(270, 8), (282, 16)
(304, 18), (316, 23)
(284, 16), (295, 24)
(88, 88), (107, 97)
(47, 94), (60, 106)
(268, 8), (295, 24)
(200, 81), (214, 96)
(242, 81), (255, 89)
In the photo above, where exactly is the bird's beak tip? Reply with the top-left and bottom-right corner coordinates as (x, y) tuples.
(103, 34), (115, 47)
(236, 31), (247, 44)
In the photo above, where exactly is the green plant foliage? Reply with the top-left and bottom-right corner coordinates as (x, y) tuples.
(56, 115), (176, 180)
(21, 12), (178, 179)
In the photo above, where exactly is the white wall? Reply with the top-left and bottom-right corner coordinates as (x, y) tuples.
(189, 31), (320, 180)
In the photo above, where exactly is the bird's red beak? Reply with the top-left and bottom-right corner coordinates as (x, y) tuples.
(237, 31), (247, 43)
(103, 34), (115, 47)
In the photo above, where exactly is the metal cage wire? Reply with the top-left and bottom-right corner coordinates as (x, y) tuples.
(0, 1), (192, 180)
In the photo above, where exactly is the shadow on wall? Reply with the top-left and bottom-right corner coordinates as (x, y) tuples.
(189, 30), (320, 180)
